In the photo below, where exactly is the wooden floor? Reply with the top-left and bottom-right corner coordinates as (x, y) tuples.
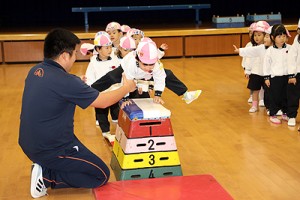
(1, 55), (300, 200)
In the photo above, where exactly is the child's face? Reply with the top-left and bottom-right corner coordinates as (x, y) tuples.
(274, 34), (287, 48)
(107, 30), (123, 44)
(253, 32), (265, 45)
(132, 34), (143, 46)
(118, 47), (131, 57)
(138, 61), (155, 73)
(97, 46), (112, 58)
(263, 34), (272, 47)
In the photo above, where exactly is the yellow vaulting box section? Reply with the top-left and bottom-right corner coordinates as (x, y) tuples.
(112, 139), (181, 169)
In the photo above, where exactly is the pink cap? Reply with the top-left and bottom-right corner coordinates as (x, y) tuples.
(253, 21), (270, 33)
(94, 31), (112, 46)
(136, 41), (158, 64)
(127, 28), (144, 38)
(105, 22), (121, 32)
(265, 26), (272, 34)
(286, 28), (291, 37)
(121, 25), (131, 33)
(80, 43), (95, 56)
(120, 36), (136, 50)
(249, 22), (256, 31)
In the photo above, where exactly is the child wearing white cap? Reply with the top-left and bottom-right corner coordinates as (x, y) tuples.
(286, 19), (300, 127)
(85, 31), (121, 144)
(263, 24), (291, 124)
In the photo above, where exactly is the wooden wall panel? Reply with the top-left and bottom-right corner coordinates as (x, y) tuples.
(3, 41), (44, 62)
(241, 33), (250, 48)
(185, 35), (241, 56)
(0, 42), (2, 63)
(288, 31), (297, 45)
(151, 37), (183, 57)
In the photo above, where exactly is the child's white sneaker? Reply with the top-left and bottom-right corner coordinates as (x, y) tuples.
(259, 100), (265, 107)
(183, 90), (202, 104)
(111, 119), (118, 123)
(31, 163), (47, 199)
(248, 95), (253, 103)
(288, 118), (296, 126)
(102, 132), (115, 145)
(249, 106), (257, 113)
(276, 110), (283, 116)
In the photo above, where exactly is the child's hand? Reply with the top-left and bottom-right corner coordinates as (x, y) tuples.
(288, 78), (297, 85)
(80, 75), (87, 83)
(120, 100), (133, 109)
(138, 87), (143, 95)
(265, 80), (270, 87)
(233, 45), (239, 53)
(153, 96), (164, 104)
(245, 74), (250, 79)
(160, 43), (168, 51)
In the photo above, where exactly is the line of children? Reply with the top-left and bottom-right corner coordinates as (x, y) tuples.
(234, 21), (299, 126)
(85, 31), (121, 144)
(80, 21), (202, 143)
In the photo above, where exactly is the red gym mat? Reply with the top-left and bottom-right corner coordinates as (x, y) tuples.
(93, 175), (234, 200)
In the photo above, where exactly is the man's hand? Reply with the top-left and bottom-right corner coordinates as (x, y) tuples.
(122, 73), (136, 93)
(265, 79), (270, 87)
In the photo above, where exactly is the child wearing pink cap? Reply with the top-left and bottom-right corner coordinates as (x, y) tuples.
(287, 19), (300, 127)
(234, 21), (270, 113)
(121, 24), (131, 35)
(85, 31), (121, 144)
(105, 21), (123, 50)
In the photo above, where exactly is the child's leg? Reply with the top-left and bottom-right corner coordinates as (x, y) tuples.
(249, 90), (259, 112)
(110, 102), (120, 123)
(91, 67), (123, 92)
(165, 68), (188, 96)
(95, 108), (110, 134)
(259, 87), (265, 107)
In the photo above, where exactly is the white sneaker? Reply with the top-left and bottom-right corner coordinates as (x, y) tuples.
(276, 110), (283, 116)
(111, 119), (118, 123)
(270, 116), (281, 124)
(259, 100), (265, 107)
(183, 90), (202, 104)
(288, 118), (296, 126)
(248, 95), (253, 103)
(249, 106), (257, 113)
(31, 163), (47, 199)
(102, 132), (115, 145)
(96, 120), (99, 126)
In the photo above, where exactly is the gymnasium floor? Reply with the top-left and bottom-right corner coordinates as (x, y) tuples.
(1, 54), (300, 199)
